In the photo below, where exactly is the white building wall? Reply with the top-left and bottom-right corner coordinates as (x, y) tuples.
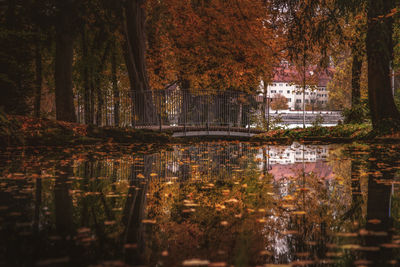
(262, 82), (329, 110)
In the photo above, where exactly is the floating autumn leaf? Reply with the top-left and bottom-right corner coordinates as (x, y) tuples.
(265, 264), (292, 267)
(356, 246), (380, 251)
(142, 219), (156, 224)
(353, 260), (373, 266)
(367, 219), (381, 224)
(282, 230), (299, 235)
(182, 259), (210, 266)
(260, 250), (273, 256)
(209, 262), (227, 267)
(225, 198), (239, 204)
(77, 227), (91, 234)
(335, 232), (358, 237)
(291, 211), (306, 215)
(341, 244), (361, 250)
(161, 250), (168, 257)
(182, 209), (195, 213)
(124, 243), (138, 249)
(137, 173), (145, 179)
(220, 221), (229, 226)
(381, 243), (400, 248)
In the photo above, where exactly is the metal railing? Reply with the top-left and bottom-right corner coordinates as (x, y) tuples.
(75, 89), (343, 131)
(76, 89), (266, 131)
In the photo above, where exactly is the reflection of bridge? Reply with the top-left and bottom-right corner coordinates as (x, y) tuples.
(76, 90), (343, 137)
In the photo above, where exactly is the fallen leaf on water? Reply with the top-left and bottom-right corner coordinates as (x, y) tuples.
(209, 262), (227, 267)
(260, 250), (273, 256)
(124, 243), (138, 249)
(368, 219), (381, 224)
(353, 260), (372, 265)
(161, 250), (168, 256)
(335, 232), (357, 237)
(282, 230), (298, 235)
(291, 260), (315, 266)
(292, 211), (306, 215)
(77, 227), (91, 234)
(381, 243), (400, 248)
(341, 244), (361, 250)
(142, 219), (156, 224)
(357, 246), (380, 251)
(182, 259), (210, 266)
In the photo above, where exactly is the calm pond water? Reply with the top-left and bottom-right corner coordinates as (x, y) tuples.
(0, 142), (400, 266)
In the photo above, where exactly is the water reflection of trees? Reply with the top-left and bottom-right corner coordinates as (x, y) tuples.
(0, 143), (399, 266)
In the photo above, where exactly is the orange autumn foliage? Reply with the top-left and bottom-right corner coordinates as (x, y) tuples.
(146, 0), (282, 93)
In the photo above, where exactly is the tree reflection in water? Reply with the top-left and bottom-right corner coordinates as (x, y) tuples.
(0, 143), (399, 266)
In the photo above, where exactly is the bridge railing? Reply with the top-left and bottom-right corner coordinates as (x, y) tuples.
(76, 89), (266, 130)
(74, 89), (343, 130)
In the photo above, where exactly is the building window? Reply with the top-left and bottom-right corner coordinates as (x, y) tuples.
(305, 99), (309, 103)
(279, 90), (283, 93)
(287, 90), (290, 94)
(271, 90), (276, 93)
(288, 98), (291, 102)
(279, 83), (283, 86)
(296, 99), (302, 103)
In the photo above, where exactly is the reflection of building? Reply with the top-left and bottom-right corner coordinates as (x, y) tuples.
(255, 143), (333, 182)
(256, 143), (328, 166)
(260, 65), (333, 110)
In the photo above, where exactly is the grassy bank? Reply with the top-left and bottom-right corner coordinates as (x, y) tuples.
(2, 114), (399, 148)
(0, 114), (172, 148)
(251, 123), (400, 143)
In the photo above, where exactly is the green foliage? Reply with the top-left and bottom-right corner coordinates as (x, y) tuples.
(270, 114), (287, 130)
(311, 113), (324, 128)
(252, 123), (374, 141)
(0, 27), (35, 115)
(342, 102), (369, 124)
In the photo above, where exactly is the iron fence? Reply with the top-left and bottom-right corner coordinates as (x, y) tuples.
(75, 89), (267, 129)
(74, 89), (343, 130)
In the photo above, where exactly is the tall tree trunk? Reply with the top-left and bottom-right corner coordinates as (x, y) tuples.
(54, 164), (74, 236)
(366, 0), (400, 129)
(96, 86), (103, 126)
(55, 1), (76, 122)
(364, 148), (394, 264)
(34, 36), (42, 118)
(112, 42), (120, 127)
(122, 0), (157, 125)
(351, 45), (362, 108)
(82, 29), (91, 124)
